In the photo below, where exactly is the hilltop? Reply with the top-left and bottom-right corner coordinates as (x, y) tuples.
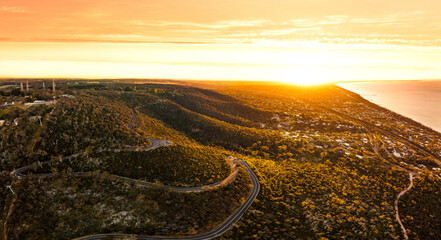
(1, 79), (440, 239)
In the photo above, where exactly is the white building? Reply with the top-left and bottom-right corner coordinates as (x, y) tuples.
(24, 100), (56, 106)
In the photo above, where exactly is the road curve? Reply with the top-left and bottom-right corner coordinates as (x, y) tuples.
(11, 145), (259, 239)
(74, 159), (260, 240)
(394, 172), (414, 240)
(11, 108), (260, 240)
(10, 138), (172, 178)
(356, 114), (417, 240)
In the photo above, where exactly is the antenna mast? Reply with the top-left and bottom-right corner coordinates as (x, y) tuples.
(52, 80), (56, 99)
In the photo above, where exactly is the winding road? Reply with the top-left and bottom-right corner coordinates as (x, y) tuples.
(325, 108), (441, 165)
(394, 172), (414, 240)
(9, 108), (261, 240)
(75, 159), (260, 240)
(342, 109), (422, 240)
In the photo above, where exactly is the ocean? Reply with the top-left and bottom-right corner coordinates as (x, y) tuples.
(337, 81), (441, 133)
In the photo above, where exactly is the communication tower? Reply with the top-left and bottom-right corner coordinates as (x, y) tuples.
(52, 80), (56, 98)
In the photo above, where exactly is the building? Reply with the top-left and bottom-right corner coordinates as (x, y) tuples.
(24, 100), (56, 106)
(1, 102), (14, 109)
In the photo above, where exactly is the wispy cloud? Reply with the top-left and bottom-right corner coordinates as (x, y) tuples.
(218, 12), (441, 46)
(0, 6), (26, 13)
(129, 20), (267, 29)
(1, 2), (439, 48)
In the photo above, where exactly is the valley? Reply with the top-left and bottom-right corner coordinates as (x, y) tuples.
(1, 79), (440, 239)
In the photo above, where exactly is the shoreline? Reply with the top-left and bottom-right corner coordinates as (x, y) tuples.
(335, 83), (441, 136)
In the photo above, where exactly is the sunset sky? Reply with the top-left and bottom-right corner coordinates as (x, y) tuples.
(1, 0), (441, 84)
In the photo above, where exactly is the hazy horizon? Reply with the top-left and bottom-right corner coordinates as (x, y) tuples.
(2, 0), (441, 84)
(2, 2), (441, 238)
(338, 80), (441, 133)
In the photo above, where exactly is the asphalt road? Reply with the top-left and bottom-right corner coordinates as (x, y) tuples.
(11, 108), (260, 240)
(366, 128), (418, 240)
(10, 138), (171, 178)
(74, 159), (260, 240)
(12, 150), (259, 239)
(326, 108), (441, 165)
(127, 109), (136, 130)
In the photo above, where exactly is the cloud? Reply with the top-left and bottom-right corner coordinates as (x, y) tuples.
(215, 20), (267, 27)
(1, 4), (439, 48)
(0, 6), (25, 13)
(322, 15), (349, 24)
(129, 20), (267, 30)
(229, 27), (321, 37)
(350, 11), (426, 24)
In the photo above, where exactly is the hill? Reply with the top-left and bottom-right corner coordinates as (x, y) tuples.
(2, 79), (441, 240)
(34, 145), (231, 187)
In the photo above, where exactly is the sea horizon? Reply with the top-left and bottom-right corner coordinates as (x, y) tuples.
(337, 80), (441, 134)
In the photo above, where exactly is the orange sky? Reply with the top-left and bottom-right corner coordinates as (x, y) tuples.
(1, 0), (441, 83)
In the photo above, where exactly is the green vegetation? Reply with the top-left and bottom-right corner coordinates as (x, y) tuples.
(2, 79), (441, 240)
(36, 146), (231, 187)
(400, 172), (441, 239)
(5, 169), (251, 239)
(0, 105), (54, 169)
(92, 90), (158, 108)
(169, 88), (272, 127)
(224, 154), (408, 239)
(140, 101), (310, 161)
(33, 95), (151, 161)
(0, 85), (15, 90)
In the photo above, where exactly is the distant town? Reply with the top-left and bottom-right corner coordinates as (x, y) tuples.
(1, 79), (440, 240)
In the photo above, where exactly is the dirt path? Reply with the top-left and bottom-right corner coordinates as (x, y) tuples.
(366, 125), (416, 240)
(3, 193), (16, 240)
(394, 172), (414, 240)
(9, 107), (260, 239)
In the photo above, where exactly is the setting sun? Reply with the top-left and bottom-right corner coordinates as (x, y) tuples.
(279, 67), (333, 85)
(2, 1), (441, 239)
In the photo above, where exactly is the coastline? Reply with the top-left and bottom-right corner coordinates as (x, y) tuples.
(335, 83), (441, 136)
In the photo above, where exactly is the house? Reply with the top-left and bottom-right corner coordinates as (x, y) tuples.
(271, 116), (280, 122)
(1, 102), (14, 108)
(24, 100), (56, 106)
(29, 116), (40, 122)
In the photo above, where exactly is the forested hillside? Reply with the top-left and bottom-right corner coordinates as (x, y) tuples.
(34, 145), (231, 187)
(1, 79), (441, 240)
